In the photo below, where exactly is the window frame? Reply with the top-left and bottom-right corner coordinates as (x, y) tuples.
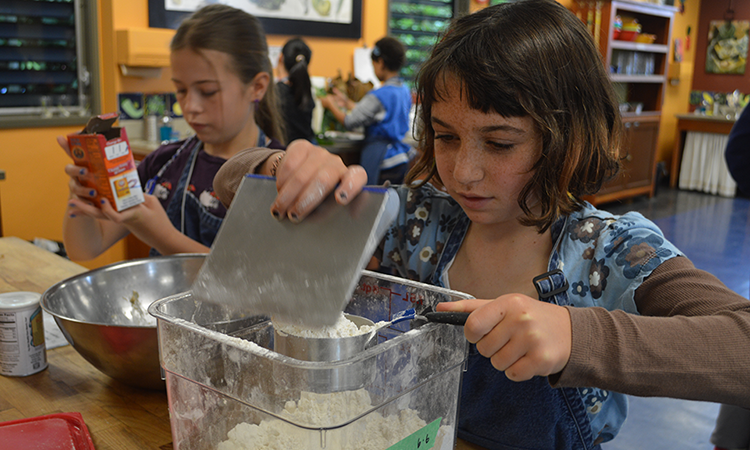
(0, 0), (101, 129)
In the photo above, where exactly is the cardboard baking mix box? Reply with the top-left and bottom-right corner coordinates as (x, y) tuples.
(67, 112), (145, 212)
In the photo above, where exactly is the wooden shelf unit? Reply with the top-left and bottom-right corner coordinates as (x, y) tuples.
(580, 0), (677, 205)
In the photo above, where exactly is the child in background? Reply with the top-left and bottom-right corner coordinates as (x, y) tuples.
(319, 36), (412, 185)
(60, 4), (286, 260)
(216, 1), (750, 449)
(276, 37), (316, 143)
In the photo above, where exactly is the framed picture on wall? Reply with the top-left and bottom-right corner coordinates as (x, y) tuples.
(705, 20), (749, 75)
(148, 0), (362, 38)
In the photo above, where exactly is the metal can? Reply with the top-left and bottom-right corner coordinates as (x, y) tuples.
(0, 292), (47, 376)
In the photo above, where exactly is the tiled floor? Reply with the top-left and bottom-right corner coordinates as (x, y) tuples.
(596, 186), (750, 450)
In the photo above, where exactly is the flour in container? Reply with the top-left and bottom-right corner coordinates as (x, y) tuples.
(216, 388), (453, 450)
(273, 312), (380, 338)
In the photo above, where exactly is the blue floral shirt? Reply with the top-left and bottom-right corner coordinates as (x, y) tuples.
(378, 183), (682, 447)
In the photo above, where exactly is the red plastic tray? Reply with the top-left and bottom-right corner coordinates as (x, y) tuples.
(0, 412), (95, 449)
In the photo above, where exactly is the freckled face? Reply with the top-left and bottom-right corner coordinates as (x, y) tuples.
(431, 81), (542, 225)
(170, 48), (256, 146)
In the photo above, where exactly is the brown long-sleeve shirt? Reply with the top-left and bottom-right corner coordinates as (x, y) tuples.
(552, 256), (750, 407)
(213, 147), (285, 209)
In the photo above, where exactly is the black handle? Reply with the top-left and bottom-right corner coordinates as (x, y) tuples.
(423, 311), (470, 326)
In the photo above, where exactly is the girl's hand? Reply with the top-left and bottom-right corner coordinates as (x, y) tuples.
(319, 95), (335, 110)
(271, 139), (367, 223)
(329, 87), (350, 107)
(437, 296), (572, 381)
(97, 195), (175, 248)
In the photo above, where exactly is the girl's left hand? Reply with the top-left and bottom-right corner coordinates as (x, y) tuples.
(437, 296), (572, 381)
(97, 194), (175, 248)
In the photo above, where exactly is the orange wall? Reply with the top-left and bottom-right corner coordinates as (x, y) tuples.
(106, 0), (388, 97)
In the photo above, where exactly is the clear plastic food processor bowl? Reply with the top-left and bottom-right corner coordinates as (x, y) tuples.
(149, 270), (472, 450)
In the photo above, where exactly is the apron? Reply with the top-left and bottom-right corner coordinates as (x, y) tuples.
(148, 130), (269, 257)
(434, 215), (600, 450)
(149, 141), (222, 256)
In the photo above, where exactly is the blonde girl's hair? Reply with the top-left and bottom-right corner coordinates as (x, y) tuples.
(171, 4), (285, 144)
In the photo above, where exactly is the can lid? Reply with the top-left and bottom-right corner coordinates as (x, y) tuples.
(0, 292), (41, 310)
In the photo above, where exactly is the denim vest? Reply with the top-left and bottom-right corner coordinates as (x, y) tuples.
(379, 184), (682, 449)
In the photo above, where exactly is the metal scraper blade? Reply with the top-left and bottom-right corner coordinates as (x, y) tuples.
(190, 174), (399, 327)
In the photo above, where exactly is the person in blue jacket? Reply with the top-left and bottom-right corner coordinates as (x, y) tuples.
(320, 37), (413, 185)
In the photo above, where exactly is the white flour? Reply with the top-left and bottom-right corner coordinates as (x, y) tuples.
(216, 388), (453, 450)
(273, 312), (376, 338)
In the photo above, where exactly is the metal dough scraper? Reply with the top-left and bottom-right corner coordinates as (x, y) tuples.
(190, 175), (399, 327)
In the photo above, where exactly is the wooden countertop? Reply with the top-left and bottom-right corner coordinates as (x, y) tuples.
(0, 237), (173, 449)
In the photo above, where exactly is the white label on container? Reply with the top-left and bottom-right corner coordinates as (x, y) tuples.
(0, 307), (47, 376)
(105, 141), (129, 160)
(109, 170), (145, 212)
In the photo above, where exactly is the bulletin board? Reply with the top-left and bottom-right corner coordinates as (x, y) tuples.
(148, 0), (362, 39)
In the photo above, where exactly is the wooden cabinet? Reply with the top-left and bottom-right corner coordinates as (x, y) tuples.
(591, 116), (660, 204)
(580, 0), (677, 205)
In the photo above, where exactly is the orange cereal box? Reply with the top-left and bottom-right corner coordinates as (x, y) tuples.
(67, 113), (144, 212)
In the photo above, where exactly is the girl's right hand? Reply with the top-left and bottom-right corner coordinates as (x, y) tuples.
(271, 139), (367, 223)
(329, 87), (350, 107)
(58, 136), (107, 220)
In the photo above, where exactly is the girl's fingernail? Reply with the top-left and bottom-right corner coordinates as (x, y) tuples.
(100, 199), (106, 205)
(271, 210), (281, 220)
(289, 212), (299, 222)
(89, 190), (96, 196)
(68, 203), (75, 208)
(338, 191), (348, 201)
(79, 169), (85, 175)
(70, 214), (76, 218)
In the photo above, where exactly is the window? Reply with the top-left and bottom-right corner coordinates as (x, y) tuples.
(388, 0), (468, 87)
(0, 0), (99, 128)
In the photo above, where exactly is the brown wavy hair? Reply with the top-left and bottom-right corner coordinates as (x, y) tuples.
(408, 0), (622, 232)
(170, 4), (285, 144)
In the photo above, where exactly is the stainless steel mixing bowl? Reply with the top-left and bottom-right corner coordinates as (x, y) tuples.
(41, 254), (205, 390)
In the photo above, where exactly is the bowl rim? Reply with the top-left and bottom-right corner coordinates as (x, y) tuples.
(40, 253), (206, 327)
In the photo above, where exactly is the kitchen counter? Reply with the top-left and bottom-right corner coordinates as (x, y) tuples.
(0, 237), (173, 449)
